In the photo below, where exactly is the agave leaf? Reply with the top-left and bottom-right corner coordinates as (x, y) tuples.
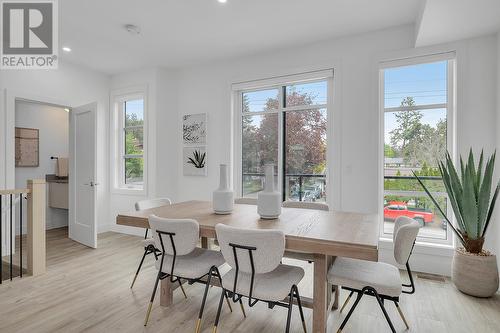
(187, 157), (197, 166)
(476, 150), (484, 198)
(460, 156), (466, 182)
(461, 157), (479, 238)
(477, 153), (494, 234)
(482, 181), (500, 237)
(467, 148), (477, 193)
(440, 162), (466, 232)
(413, 171), (466, 246)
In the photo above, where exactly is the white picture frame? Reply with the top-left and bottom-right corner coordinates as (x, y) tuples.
(183, 113), (207, 145)
(183, 146), (207, 176)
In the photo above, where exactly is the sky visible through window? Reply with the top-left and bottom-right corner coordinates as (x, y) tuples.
(384, 61), (447, 143)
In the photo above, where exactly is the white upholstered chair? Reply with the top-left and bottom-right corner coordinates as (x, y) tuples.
(144, 215), (230, 328)
(130, 198), (172, 289)
(328, 216), (420, 333)
(213, 224), (307, 333)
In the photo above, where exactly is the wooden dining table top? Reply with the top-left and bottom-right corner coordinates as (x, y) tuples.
(116, 200), (380, 261)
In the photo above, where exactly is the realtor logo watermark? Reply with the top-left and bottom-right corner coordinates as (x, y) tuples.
(1, 0), (58, 69)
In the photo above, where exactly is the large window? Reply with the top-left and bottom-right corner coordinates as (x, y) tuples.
(237, 74), (330, 202)
(381, 56), (454, 243)
(112, 90), (146, 192)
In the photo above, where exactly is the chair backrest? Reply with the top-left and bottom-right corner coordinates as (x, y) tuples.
(135, 198), (172, 211)
(393, 216), (420, 265)
(215, 224), (284, 274)
(234, 198), (257, 205)
(148, 215), (199, 256)
(282, 201), (329, 211)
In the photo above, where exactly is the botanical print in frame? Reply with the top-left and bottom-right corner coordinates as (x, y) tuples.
(183, 113), (207, 145)
(15, 127), (39, 167)
(183, 146), (207, 176)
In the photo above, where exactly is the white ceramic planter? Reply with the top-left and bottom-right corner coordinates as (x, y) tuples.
(213, 164), (234, 214)
(451, 248), (499, 298)
(257, 164), (281, 219)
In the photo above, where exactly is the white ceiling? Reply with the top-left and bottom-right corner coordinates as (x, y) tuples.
(59, 0), (422, 74)
(416, 0), (500, 47)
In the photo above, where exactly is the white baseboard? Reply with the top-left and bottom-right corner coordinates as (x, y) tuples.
(97, 224), (113, 234)
(109, 224), (145, 237)
(379, 239), (454, 276)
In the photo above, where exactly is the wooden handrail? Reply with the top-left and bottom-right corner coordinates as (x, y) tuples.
(0, 188), (31, 195)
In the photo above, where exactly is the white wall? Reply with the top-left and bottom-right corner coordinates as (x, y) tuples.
(108, 68), (179, 235)
(169, 26), (498, 276)
(0, 61), (110, 240)
(15, 101), (69, 231)
(496, 32), (500, 272)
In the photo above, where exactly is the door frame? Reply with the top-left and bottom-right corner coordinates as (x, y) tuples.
(1, 90), (73, 253)
(69, 103), (98, 248)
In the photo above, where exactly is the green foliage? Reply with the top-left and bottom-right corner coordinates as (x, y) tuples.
(414, 149), (500, 252)
(124, 113), (144, 183)
(187, 150), (206, 169)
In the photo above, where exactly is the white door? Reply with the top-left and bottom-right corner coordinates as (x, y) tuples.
(69, 103), (97, 248)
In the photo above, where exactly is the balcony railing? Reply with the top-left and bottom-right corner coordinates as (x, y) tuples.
(242, 172), (326, 202)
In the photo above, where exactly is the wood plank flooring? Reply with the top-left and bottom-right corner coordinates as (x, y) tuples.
(0, 228), (499, 333)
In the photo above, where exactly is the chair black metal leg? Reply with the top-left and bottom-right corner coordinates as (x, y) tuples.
(212, 290), (226, 333)
(224, 291), (233, 313)
(337, 292), (363, 333)
(179, 279), (188, 299)
(144, 269), (162, 326)
(293, 285), (307, 333)
(196, 268), (214, 333)
(285, 287), (294, 333)
(370, 288), (395, 333)
(131, 247), (150, 289)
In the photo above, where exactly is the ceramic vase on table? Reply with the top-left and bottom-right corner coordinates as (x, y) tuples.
(213, 164), (234, 214)
(257, 164), (281, 219)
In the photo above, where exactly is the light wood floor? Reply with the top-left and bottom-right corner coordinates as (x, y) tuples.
(1, 228), (500, 333)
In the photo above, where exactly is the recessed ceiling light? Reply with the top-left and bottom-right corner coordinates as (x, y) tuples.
(124, 24), (141, 34)
(62, 47), (71, 52)
(218, 0), (227, 3)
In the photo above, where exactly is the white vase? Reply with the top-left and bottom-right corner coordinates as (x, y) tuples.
(213, 164), (234, 214)
(257, 164), (281, 219)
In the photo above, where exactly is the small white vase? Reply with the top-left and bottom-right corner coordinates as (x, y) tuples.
(213, 164), (234, 214)
(257, 164), (281, 219)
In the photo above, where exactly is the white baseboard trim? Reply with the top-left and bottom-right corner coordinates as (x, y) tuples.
(109, 224), (145, 237)
(97, 224), (113, 234)
(379, 239), (454, 277)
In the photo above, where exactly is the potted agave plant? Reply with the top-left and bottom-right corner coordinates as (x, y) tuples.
(414, 149), (500, 297)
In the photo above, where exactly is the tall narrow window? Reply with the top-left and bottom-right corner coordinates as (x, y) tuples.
(381, 57), (454, 243)
(238, 74), (330, 203)
(112, 91), (146, 192)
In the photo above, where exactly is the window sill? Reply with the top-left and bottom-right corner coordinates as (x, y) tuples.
(379, 237), (455, 257)
(111, 187), (146, 196)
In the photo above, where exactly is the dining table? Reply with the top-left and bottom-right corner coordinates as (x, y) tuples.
(116, 200), (379, 333)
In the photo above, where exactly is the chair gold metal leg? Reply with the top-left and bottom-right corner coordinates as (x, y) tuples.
(395, 302), (410, 329)
(225, 295), (233, 312)
(179, 281), (188, 299)
(212, 326), (218, 333)
(340, 291), (354, 313)
(144, 301), (153, 326)
(130, 273), (139, 289)
(239, 299), (247, 318)
(195, 318), (202, 333)
(336, 329), (342, 333)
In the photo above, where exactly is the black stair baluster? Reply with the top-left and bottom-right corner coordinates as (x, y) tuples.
(10, 194), (13, 281)
(20, 193), (23, 278)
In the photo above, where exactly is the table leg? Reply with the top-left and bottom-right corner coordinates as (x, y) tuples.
(160, 278), (173, 307)
(313, 253), (328, 333)
(201, 237), (209, 249)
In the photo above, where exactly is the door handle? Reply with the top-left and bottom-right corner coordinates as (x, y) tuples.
(84, 181), (99, 187)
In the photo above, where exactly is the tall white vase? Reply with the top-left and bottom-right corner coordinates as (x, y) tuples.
(257, 164), (281, 219)
(213, 164), (234, 214)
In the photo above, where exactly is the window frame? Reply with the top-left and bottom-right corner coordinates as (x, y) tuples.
(233, 70), (333, 204)
(379, 53), (456, 246)
(110, 86), (148, 195)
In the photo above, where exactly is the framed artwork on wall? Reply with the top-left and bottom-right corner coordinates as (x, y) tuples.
(183, 113), (207, 145)
(183, 146), (207, 176)
(15, 127), (39, 167)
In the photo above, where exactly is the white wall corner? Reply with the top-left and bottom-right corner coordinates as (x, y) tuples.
(413, 0), (428, 47)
